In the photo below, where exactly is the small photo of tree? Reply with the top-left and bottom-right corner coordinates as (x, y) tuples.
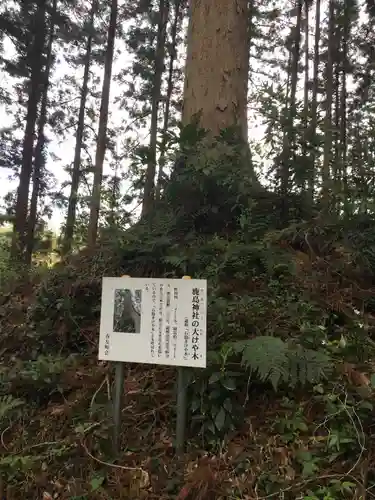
(113, 288), (142, 334)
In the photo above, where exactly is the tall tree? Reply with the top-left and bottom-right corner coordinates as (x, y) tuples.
(62, 0), (97, 254)
(141, 0), (169, 217)
(155, 0), (183, 201)
(87, 0), (118, 246)
(308, 0), (321, 204)
(321, 0), (335, 209)
(340, 0), (349, 213)
(280, 0), (302, 212)
(302, 0), (309, 164)
(25, 0), (57, 264)
(11, 0), (47, 260)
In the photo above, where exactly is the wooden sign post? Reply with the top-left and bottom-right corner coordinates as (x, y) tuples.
(98, 275), (207, 456)
(112, 275), (130, 455)
(175, 276), (191, 455)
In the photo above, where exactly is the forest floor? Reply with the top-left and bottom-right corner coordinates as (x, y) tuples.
(2, 209), (375, 499)
(1, 342), (370, 500)
(0, 281), (373, 500)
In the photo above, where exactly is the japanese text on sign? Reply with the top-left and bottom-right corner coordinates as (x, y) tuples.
(98, 277), (207, 368)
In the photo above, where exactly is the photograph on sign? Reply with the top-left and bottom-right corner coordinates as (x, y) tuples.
(98, 277), (207, 368)
(113, 288), (142, 334)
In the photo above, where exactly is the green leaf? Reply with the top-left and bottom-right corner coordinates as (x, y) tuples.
(296, 450), (312, 461)
(221, 377), (236, 391)
(297, 422), (309, 432)
(209, 372), (222, 384)
(340, 481), (356, 493)
(214, 407), (226, 431)
(359, 401), (373, 411)
(205, 421), (216, 434)
(208, 389), (222, 400)
(90, 475), (105, 491)
(223, 398), (232, 412)
(302, 460), (319, 477)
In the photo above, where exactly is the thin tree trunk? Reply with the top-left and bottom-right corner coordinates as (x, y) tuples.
(302, 0), (309, 162)
(354, 122), (365, 213)
(321, 0), (335, 209)
(142, 0), (169, 217)
(308, 0), (321, 205)
(341, 0), (348, 214)
(280, 50), (292, 196)
(280, 0), (302, 215)
(288, 0), (302, 136)
(87, 0), (118, 246)
(155, 0), (181, 201)
(11, 0), (47, 261)
(333, 55), (340, 194)
(62, 0), (96, 254)
(108, 162), (119, 226)
(25, 0), (57, 265)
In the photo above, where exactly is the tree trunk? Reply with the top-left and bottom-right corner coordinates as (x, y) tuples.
(288, 0), (302, 138)
(155, 0), (182, 201)
(333, 53), (340, 195)
(108, 161), (120, 226)
(11, 0), (47, 261)
(321, 0), (335, 209)
(308, 0), (321, 204)
(280, 49), (291, 197)
(87, 0), (118, 246)
(302, 0), (309, 165)
(25, 0), (56, 265)
(182, 0), (249, 140)
(62, 0), (96, 254)
(280, 0), (302, 215)
(141, 0), (169, 217)
(341, 0), (348, 214)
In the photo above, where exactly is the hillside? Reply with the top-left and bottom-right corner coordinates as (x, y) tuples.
(1, 189), (375, 499)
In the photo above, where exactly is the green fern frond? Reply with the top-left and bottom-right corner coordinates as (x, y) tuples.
(230, 336), (332, 390)
(0, 395), (24, 421)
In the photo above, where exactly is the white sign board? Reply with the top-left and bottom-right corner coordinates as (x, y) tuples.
(98, 277), (207, 368)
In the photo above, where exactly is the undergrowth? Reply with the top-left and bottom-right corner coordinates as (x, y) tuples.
(1, 137), (375, 498)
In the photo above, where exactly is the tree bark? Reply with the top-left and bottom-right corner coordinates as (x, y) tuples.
(108, 161), (120, 226)
(333, 51), (340, 191)
(87, 0), (118, 246)
(11, 0), (47, 261)
(321, 0), (335, 209)
(302, 0), (309, 162)
(62, 0), (96, 254)
(141, 0), (169, 217)
(341, 0), (348, 214)
(25, 0), (57, 265)
(182, 0), (249, 140)
(307, 0), (321, 205)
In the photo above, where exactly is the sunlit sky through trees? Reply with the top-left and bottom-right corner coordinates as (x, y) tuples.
(0, 0), (366, 232)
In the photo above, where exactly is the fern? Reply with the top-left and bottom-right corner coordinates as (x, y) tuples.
(0, 395), (24, 421)
(230, 336), (332, 390)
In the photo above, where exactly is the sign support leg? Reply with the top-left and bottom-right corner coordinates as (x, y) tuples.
(175, 275), (192, 456)
(176, 366), (188, 455)
(113, 360), (125, 455)
(111, 274), (130, 456)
